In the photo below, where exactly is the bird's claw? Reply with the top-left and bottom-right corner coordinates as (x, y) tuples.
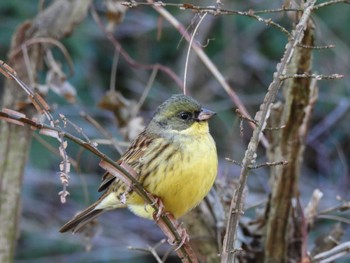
(151, 197), (165, 221)
(151, 201), (190, 250)
(168, 223), (190, 251)
(162, 213), (190, 250)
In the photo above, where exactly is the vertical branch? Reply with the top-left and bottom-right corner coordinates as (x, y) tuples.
(0, 1), (91, 262)
(0, 106), (32, 263)
(264, 11), (316, 263)
(220, 1), (317, 262)
(0, 22), (41, 263)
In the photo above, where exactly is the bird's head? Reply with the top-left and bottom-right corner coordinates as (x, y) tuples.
(147, 94), (215, 135)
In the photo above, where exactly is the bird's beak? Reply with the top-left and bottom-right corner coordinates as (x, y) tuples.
(197, 108), (216, 121)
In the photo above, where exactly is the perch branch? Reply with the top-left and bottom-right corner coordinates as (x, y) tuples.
(0, 61), (198, 263)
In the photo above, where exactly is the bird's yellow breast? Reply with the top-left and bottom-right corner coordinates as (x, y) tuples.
(127, 121), (218, 219)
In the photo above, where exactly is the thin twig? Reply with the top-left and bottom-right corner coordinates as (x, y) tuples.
(21, 44), (35, 87)
(312, 241), (350, 263)
(313, 0), (350, 10)
(225, 157), (242, 167)
(318, 201), (350, 215)
(249, 160), (288, 169)
(110, 49), (120, 92)
(10, 37), (75, 77)
(122, 1), (301, 15)
(133, 67), (158, 117)
(80, 111), (124, 155)
(225, 157), (288, 169)
(122, 0), (350, 13)
(59, 113), (92, 143)
(317, 214), (350, 225)
(128, 239), (167, 263)
(183, 13), (207, 95)
(280, 73), (343, 80)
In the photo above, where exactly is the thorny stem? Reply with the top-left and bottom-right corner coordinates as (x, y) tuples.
(220, 1), (317, 262)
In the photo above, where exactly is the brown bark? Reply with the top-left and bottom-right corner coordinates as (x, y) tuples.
(263, 17), (316, 263)
(0, 1), (91, 262)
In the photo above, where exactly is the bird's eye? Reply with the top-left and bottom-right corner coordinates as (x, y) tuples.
(179, 111), (192, 121)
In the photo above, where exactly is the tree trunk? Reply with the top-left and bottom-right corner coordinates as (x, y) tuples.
(0, 1), (91, 262)
(264, 16), (316, 263)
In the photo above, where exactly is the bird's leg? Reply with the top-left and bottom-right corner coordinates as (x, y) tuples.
(150, 196), (165, 221)
(154, 212), (190, 250)
(148, 195), (190, 250)
(165, 213), (190, 250)
(175, 227), (190, 251)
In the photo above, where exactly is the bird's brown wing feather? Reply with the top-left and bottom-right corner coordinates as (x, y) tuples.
(59, 131), (155, 233)
(59, 203), (104, 233)
(98, 130), (154, 192)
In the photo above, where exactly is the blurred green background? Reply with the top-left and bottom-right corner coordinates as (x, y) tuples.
(1, 0), (350, 262)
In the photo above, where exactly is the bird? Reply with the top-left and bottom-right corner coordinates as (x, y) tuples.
(59, 94), (218, 233)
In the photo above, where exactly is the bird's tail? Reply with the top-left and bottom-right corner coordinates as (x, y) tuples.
(59, 202), (104, 233)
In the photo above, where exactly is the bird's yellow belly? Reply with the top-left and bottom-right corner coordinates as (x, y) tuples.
(127, 132), (217, 219)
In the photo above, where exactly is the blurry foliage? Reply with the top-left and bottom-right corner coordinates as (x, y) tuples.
(0, 0), (350, 262)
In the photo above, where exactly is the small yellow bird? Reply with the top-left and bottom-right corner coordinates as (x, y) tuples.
(60, 94), (218, 233)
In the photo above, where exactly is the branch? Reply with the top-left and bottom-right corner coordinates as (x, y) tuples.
(220, 1), (317, 262)
(312, 241), (350, 263)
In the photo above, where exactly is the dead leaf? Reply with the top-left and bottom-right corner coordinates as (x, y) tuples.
(104, 0), (128, 32)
